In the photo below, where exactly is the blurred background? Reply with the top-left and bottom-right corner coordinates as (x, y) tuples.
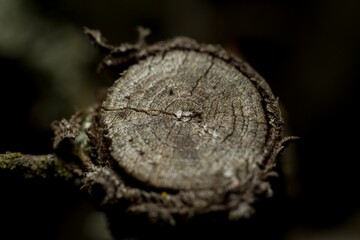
(0, 0), (359, 239)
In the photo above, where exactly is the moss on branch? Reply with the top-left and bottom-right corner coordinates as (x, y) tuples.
(0, 152), (82, 180)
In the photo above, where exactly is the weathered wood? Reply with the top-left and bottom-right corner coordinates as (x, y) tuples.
(103, 50), (272, 190)
(0, 28), (296, 239)
(72, 30), (292, 226)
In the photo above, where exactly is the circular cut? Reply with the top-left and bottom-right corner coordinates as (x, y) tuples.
(101, 50), (269, 190)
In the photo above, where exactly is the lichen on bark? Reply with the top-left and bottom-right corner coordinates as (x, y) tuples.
(0, 152), (80, 180)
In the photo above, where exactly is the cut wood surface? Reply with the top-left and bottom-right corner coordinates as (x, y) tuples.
(1, 28), (296, 239)
(103, 50), (274, 190)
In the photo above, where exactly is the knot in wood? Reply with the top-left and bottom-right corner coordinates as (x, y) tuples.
(100, 39), (283, 192)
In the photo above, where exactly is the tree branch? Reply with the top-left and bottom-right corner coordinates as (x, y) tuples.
(0, 152), (82, 180)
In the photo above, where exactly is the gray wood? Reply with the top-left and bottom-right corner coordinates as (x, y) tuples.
(102, 50), (268, 190)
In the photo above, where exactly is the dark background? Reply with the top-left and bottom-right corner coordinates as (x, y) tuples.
(1, 0), (359, 239)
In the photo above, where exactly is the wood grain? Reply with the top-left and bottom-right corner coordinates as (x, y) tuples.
(102, 50), (270, 190)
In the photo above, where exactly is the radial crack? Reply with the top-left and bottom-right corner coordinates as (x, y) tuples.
(190, 56), (214, 95)
(221, 100), (237, 143)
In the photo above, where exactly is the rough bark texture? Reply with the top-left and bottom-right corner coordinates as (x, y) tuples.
(0, 28), (296, 239)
